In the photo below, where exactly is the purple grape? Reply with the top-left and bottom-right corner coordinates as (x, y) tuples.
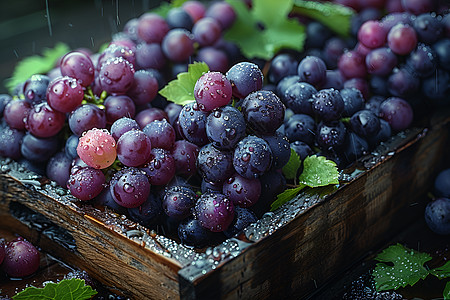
(311, 88), (345, 122)
(424, 197), (450, 235)
(143, 119), (176, 150)
(316, 121), (347, 152)
(171, 140), (199, 177)
(381, 12), (415, 30)
(205, 105), (246, 150)
(26, 102), (66, 138)
(60, 51), (95, 87)
(135, 107), (168, 129)
(104, 95), (136, 125)
(344, 78), (370, 101)
(194, 192), (235, 232)
(141, 148), (176, 186)
(388, 23), (418, 55)
(358, 20), (387, 49)
(137, 13), (170, 44)
(351, 7), (383, 36)
(110, 117), (140, 141)
(365, 47), (398, 76)
(290, 141), (314, 160)
(194, 71), (232, 112)
(182, 1), (206, 23)
(0, 94), (12, 118)
(23, 74), (50, 104)
(21, 133), (59, 163)
(177, 102), (209, 146)
(367, 118), (392, 148)
(434, 169), (450, 198)
(233, 135), (272, 179)
(261, 133), (291, 170)
(283, 82), (316, 115)
(92, 185), (126, 213)
(99, 57), (135, 95)
(196, 47), (229, 74)
(205, 1), (236, 30)
(338, 51), (367, 79)
(68, 166), (105, 201)
(128, 191), (162, 227)
(401, 0), (436, 14)
(251, 171), (286, 217)
(135, 42), (166, 70)
(223, 173), (261, 208)
(406, 43), (437, 77)
(68, 104), (106, 136)
(192, 17), (222, 47)
(47, 76), (84, 113)
(323, 37), (349, 69)
(268, 53), (298, 84)
(178, 218), (214, 248)
(379, 97), (414, 132)
(197, 143), (235, 184)
(117, 129), (152, 167)
(97, 44), (136, 71)
(284, 113), (316, 145)
(127, 70), (158, 106)
(162, 29), (195, 63)
(413, 13), (444, 44)
(110, 167), (150, 208)
(387, 68), (420, 98)
(350, 110), (381, 138)
(3, 238), (40, 278)
(276, 75), (301, 102)
(166, 7), (194, 30)
(162, 185), (197, 221)
(297, 56), (327, 88)
(0, 124), (25, 160)
(46, 151), (72, 188)
(4, 99), (31, 131)
(343, 132), (369, 162)
(226, 62), (263, 99)
(241, 90), (285, 134)
(432, 39), (450, 71)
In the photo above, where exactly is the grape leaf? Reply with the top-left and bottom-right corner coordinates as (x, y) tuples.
(373, 243), (433, 291)
(270, 185), (305, 211)
(224, 0), (305, 60)
(5, 42), (70, 93)
(444, 281), (450, 300)
(291, 0), (354, 37)
(430, 261), (450, 280)
(12, 278), (97, 300)
(282, 149), (301, 180)
(298, 155), (339, 188)
(158, 62), (209, 105)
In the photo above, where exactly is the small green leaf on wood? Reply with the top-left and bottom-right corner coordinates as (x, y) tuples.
(13, 278), (97, 300)
(298, 155), (339, 188)
(159, 62), (209, 105)
(270, 185), (305, 211)
(282, 149), (301, 180)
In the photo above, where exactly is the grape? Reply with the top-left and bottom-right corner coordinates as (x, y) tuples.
(47, 76), (84, 113)
(21, 133), (59, 163)
(434, 169), (450, 198)
(406, 43), (437, 77)
(177, 102), (209, 146)
(305, 21), (333, 49)
(135, 107), (168, 129)
(424, 197), (450, 235)
(110, 117), (140, 141)
(162, 185), (197, 220)
(127, 70), (158, 106)
(322, 70), (345, 90)
(137, 13), (170, 44)
(110, 167), (150, 208)
(351, 7), (383, 36)
(338, 51), (367, 79)
(0, 94), (12, 117)
(97, 44), (136, 70)
(344, 78), (370, 100)
(205, 105), (246, 150)
(166, 7), (194, 30)
(367, 118), (392, 148)
(171, 140), (199, 177)
(92, 186), (126, 213)
(128, 191), (162, 227)
(379, 97), (414, 132)
(182, 1), (206, 23)
(77, 128), (117, 169)
(401, 0), (436, 14)
(2, 238), (40, 278)
(141, 148), (176, 186)
(284, 113), (316, 145)
(268, 53), (298, 84)
(223, 206), (258, 238)
(358, 20), (387, 49)
(343, 132), (369, 162)
(413, 13), (444, 44)
(233, 135), (273, 179)
(162, 29), (195, 63)
(25, 102), (66, 138)
(142, 119), (175, 150)
(205, 2), (236, 30)
(387, 67), (420, 98)
(4, 99), (31, 130)
(297, 56), (327, 88)
(104, 95), (136, 124)
(196, 47), (229, 74)
(290, 140), (314, 160)
(178, 218), (214, 248)
(387, 23), (418, 55)
(46, 151), (72, 187)
(192, 17), (222, 47)
(316, 121), (347, 152)
(135, 43), (166, 70)
(432, 39), (450, 71)
(241, 90), (285, 134)
(340, 88), (365, 117)
(194, 71), (232, 111)
(117, 129), (152, 167)
(197, 143), (235, 184)
(68, 104), (106, 136)
(276, 75), (300, 102)
(68, 166), (105, 201)
(111, 33), (137, 51)
(283, 82), (316, 115)
(350, 109), (381, 138)
(251, 171), (286, 217)
(223, 173), (261, 208)
(365, 47), (398, 76)
(311, 88), (345, 122)
(0, 124), (25, 160)
(60, 51), (95, 87)
(194, 192), (235, 232)
(354, 42), (372, 58)
(370, 76), (390, 97)
(99, 57), (135, 95)
(261, 133), (291, 170)
(323, 37), (349, 69)
(23, 74), (50, 104)
(381, 12), (415, 30)
(226, 62), (264, 99)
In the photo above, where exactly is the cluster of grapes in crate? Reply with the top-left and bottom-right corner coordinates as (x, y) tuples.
(0, 0), (449, 248)
(0, 237), (40, 279)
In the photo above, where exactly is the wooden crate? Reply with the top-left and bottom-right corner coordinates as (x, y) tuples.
(1, 109), (449, 299)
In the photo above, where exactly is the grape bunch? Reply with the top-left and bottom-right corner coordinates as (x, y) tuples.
(0, 237), (40, 278)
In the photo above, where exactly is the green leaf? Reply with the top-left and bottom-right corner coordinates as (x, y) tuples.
(291, 0), (354, 37)
(13, 278), (97, 300)
(298, 155), (339, 188)
(270, 185), (305, 211)
(430, 260), (450, 280)
(282, 149), (301, 180)
(159, 62), (209, 105)
(5, 42), (70, 93)
(224, 0), (305, 60)
(373, 243), (432, 291)
(444, 281), (450, 300)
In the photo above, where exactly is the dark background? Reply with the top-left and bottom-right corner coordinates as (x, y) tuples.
(0, 0), (160, 94)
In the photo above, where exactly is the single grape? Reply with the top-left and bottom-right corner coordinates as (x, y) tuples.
(406, 43), (437, 77)
(23, 74), (50, 104)
(162, 185), (197, 220)
(350, 110), (381, 138)
(424, 197), (450, 235)
(290, 140), (314, 161)
(135, 42), (166, 70)
(60, 51), (95, 87)
(110, 167), (150, 208)
(358, 20), (387, 49)
(26, 102), (66, 138)
(2, 238), (40, 278)
(177, 102), (209, 146)
(338, 51), (367, 79)
(127, 70), (158, 106)
(166, 7), (194, 30)
(46, 151), (72, 188)
(205, 1), (236, 30)
(297, 56), (327, 88)
(196, 47), (229, 74)
(0, 124), (25, 160)
(92, 185), (127, 213)
(261, 133), (291, 170)
(110, 117), (140, 141)
(197, 143), (235, 184)
(316, 121), (347, 152)
(223, 206), (258, 238)
(104, 95), (136, 125)
(323, 37), (349, 69)
(142, 119), (176, 150)
(171, 140), (199, 177)
(117, 129), (152, 167)
(205, 105), (246, 150)
(182, 1), (206, 23)
(276, 75), (301, 103)
(233, 135), (273, 179)
(4, 99), (31, 130)
(251, 171), (286, 217)
(268, 53), (298, 84)
(365, 47), (398, 76)
(322, 70), (345, 90)
(413, 13), (444, 44)
(284, 113), (316, 145)
(194, 71), (232, 112)
(340, 88), (365, 117)
(68, 104), (107, 136)
(68, 166), (105, 201)
(47, 76), (84, 113)
(434, 169), (450, 198)
(305, 21), (333, 49)
(226, 62), (264, 99)
(162, 29), (195, 63)
(192, 17), (222, 47)
(77, 128), (117, 169)
(388, 67), (420, 98)
(21, 133), (60, 163)
(387, 23), (418, 55)
(379, 97), (414, 132)
(283, 82), (316, 115)
(128, 191), (162, 227)
(343, 132), (369, 162)
(178, 218), (214, 248)
(141, 148), (176, 186)
(99, 57), (135, 95)
(137, 13), (170, 44)
(367, 118), (392, 148)
(194, 192), (235, 232)
(223, 173), (261, 208)
(311, 88), (345, 122)
(97, 44), (136, 71)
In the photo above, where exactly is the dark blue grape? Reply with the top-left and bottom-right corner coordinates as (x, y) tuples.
(305, 21), (333, 49)
(197, 143), (235, 184)
(369, 76), (390, 97)
(424, 197), (450, 235)
(162, 185), (197, 221)
(177, 102), (209, 146)
(276, 75), (300, 102)
(206, 106), (246, 150)
(65, 134), (79, 160)
(23, 74), (50, 104)
(343, 132), (369, 162)
(178, 218), (215, 248)
(166, 7), (194, 30)
(110, 117), (140, 141)
(0, 124), (25, 160)
(261, 133), (291, 170)
(316, 121), (347, 152)
(21, 133), (60, 163)
(406, 43), (437, 77)
(233, 135), (272, 179)
(432, 39), (450, 71)
(290, 141), (314, 161)
(223, 206), (258, 238)
(226, 62), (263, 99)
(251, 171), (286, 218)
(283, 82), (316, 115)
(323, 37), (349, 69)
(434, 169), (450, 198)
(322, 70), (344, 90)
(340, 88), (365, 117)
(46, 151), (72, 188)
(297, 56), (327, 88)
(69, 104), (106, 136)
(367, 119), (392, 148)
(284, 113), (316, 145)
(268, 53), (298, 84)
(311, 88), (345, 121)
(92, 186), (127, 214)
(350, 109), (381, 138)
(413, 13), (444, 44)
